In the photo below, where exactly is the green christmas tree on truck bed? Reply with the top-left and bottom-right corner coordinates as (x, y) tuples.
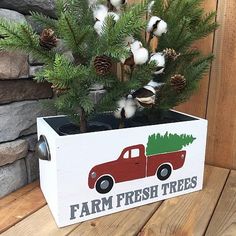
(146, 132), (196, 156)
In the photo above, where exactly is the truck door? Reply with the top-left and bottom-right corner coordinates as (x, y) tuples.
(117, 146), (146, 182)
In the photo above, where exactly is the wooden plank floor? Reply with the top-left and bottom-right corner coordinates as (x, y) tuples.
(1, 165), (235, 236)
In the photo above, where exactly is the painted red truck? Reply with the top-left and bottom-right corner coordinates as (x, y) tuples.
(88, 144), (186, 194)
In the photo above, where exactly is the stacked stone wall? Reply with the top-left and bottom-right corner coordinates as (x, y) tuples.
(0, 2), (55, 197)
(0, 0), (106, 197)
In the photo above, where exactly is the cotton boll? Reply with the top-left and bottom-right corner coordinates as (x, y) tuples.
(147, 16), (161, 33)
(149, 52), (165, 74)
(94, 20), (104, 35)
(114, 98), (137, 119)
(107, 12), (120, 21)
(110, 0), (127, 9)
(153, 20), (167, 36)
(147, 80), (165, 88)
(124, 40), (148, 66)
(94, 12), (119, 36)
(130, 40), (142, 53)
(132, 86), (156, 107)
(147, 16), (167, 37)
(114, 98), (126, 119)
(149, 52), (165, 66)
(124, 99), (137, 118)
(133, 48), (149, 65)
(93, 5), (108, 21)
(153, 67), (165, 75)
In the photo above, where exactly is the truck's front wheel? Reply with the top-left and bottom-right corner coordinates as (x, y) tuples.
(157, 164), (172, 181)
(96, 176), (114, 194)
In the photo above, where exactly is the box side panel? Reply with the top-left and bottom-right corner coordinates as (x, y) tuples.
(52, 118), (207, 227)
(196, 119), (208, 190)
(37, 118), (60, 224)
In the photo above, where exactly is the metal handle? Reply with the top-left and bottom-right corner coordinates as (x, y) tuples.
(35, 135), (51, 161)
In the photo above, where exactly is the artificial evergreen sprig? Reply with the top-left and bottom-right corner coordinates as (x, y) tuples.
(30, 11), (58, 31)
(0, 20), (55, 64)
(97, 0), (148, 58)
(0, 0), (218, 132)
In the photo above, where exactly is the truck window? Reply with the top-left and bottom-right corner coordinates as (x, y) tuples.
(131, 149), (140, 158)
(123, 150), (129, 159)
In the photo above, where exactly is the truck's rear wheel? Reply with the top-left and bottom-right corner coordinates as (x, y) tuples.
(96, 176), (114, 194)
(157, 164), (172, 181)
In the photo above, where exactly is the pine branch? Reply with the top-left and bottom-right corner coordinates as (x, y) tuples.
(55, 0), (67, 17)
(30, 11), (58, 30)
(97, 0), (148, 59)
(157, 0), (218, 51)
(0, 20), (55, 64)
(78, 95), (94, 114)
(58, 12), (94, 63)
(129, 62), (157, 86)
(41, 54), (91, 88)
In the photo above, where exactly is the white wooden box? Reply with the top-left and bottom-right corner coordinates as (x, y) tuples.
(37, 110), (207, 227)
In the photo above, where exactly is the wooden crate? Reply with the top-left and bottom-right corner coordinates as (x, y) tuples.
(37, 110), (207, 227)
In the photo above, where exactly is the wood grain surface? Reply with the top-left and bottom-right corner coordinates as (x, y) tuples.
(0, 187), (46, 234)
(0, 181), (39, 209)
(176, 0), (217, 118)
(139, 165), (229, 236)
(69, 202), (162, 236)
(1, 165), (231, 236)
(206, 0), (236, 169)
(1, 206), (79, 236)
(206, 170), (236, 236)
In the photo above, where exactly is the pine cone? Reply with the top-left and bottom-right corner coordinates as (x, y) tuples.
(39, 29), (57, 50)
(94, 55), (112, 75)
(170, 74), (186, 91)
(163, 48), (181, 61)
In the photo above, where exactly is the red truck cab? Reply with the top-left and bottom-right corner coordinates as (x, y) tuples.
(88, 144), (186, 194)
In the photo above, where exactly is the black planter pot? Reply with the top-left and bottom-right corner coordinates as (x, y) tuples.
(58, 121), (112, 136)
(44, 111), (197, 136)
